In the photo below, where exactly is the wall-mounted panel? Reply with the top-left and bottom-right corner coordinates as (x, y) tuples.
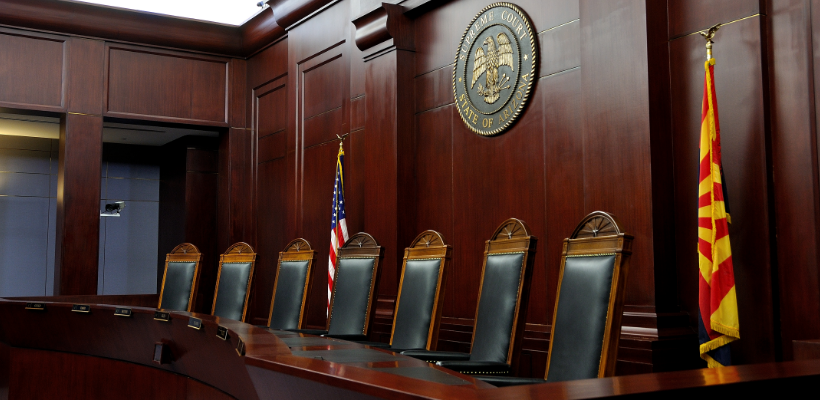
(105, 46), (228, 125)
(0, 29), (65, 111)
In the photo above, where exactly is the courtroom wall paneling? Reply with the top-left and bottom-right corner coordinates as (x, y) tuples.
(768, 0), (820, 360)
(251, 41), (290, 323)
(287, 0), (353, 329)
(0, 27), (66, 112)
(254, 157), (289, 325)
(67, 37), (105, 115)
(229, 58), (248, 129)
(669, 16), (777, 364)
(580, 0), (656, 307)
(104, 44), (229, 125)
(185, 156), (220, 314)
(667, 0), (761, 38)
(228, 128), (256, 250)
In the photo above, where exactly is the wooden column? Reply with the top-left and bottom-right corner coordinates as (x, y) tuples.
(54, 38), (105, 295)
(354, 4), (415, 326)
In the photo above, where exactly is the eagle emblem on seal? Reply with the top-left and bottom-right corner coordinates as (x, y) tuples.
(471, 32), (514, 104)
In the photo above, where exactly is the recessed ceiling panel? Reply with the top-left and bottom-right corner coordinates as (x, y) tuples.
(68, 0), (264, 26)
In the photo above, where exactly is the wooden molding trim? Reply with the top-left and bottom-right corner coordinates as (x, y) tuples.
(269, 0), (339, 31)
(352, 3), (413, 58)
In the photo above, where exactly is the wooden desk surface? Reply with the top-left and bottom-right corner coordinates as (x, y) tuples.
(1, 295), (819, 399)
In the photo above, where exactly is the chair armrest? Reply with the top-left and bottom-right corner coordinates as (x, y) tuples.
(476, 376), (545, 387)
(400, 350), (470, 362)
(286, 329), (328, 336)
(324, 334), (368, 342)
(435, 361), (511, 375)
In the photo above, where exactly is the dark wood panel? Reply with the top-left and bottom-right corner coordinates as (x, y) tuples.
(185, 170), (219, 314)
(299, 141), (339, 328)
(668, 0), (760, 38)
(248, 38), (288, 91)
(258, 133), (287, 163)
(538, 20), (579, 77)
(67, 37), (104, 115)
(670, 17), (776, 364)
(0, 28), (65, 109)
(415, 65), (454, 114)
(542, 69), (585, 324)
(106, 46), (228, 124)
(345, 128), (366, 236)
(256, 79), (287, 139)
(229, 59), (247, 129)
(449, 91), (547, 322)
(414, 106), (455, 317)
(351, 96), (366, 131)
(303, 55), (345, 119)
(304, 108), (344, 148)
(0, 0), (243, 57)
(769, 0), (820, 360)
(54, 114), (103, 295)
(10, 348), (188, 399)
(270, 0), (337, 31)
(187, 149), (219, 174)
(580, 0), (656, 307)
(228, 128), (256, 247)
(252, 157), (288, 325)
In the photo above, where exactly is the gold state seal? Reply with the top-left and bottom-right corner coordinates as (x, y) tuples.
(453, 3), (537, 136)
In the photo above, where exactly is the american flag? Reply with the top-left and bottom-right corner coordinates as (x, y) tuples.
(328, 146), (349, 314)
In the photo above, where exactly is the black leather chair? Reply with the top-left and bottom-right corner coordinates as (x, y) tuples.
(403, 218), (537, 376)
(479, 211), (633, 386)
(356, 230), (452, 351)
(211, 242), (257, 322)
(157, 243), (202, 312)
(267, 238), (315, 330)
(290, 233), (383, 341)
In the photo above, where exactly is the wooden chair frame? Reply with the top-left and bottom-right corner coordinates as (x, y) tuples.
(545, 211), (633, 379)
(390, 230), (453, 351)
(267, 238), (316, 329)
(211, 242), (257, 322)
(472, 218), (537, 371)
(157, 243), (202, 312)
(326, 232), (384, 335)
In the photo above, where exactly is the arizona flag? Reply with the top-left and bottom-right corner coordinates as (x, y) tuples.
(328, 146), (349, 314)
(698, 57), (740, 368)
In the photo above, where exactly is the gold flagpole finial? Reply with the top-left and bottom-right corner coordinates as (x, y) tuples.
(699, 23), (721, 61)
(336, 132), (350, 149)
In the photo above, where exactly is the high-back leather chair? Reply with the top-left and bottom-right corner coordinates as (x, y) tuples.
(389, 230), (452, 351)
(325, 233), (384, 340)
(479, 211), (633, 386)
(267, 238), (315, 330)
(403, 219), (537, 376)
(157, 243), (202, 312)
(211, 242), (257, 322)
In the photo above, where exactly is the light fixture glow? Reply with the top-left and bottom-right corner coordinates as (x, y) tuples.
(69, 0), (264, 26)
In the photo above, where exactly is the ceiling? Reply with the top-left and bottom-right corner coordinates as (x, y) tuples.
(0, 113), (219, 146)
(65, 0), (266, 26)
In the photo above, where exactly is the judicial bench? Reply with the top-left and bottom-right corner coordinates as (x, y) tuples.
(0, 294), (817, 400)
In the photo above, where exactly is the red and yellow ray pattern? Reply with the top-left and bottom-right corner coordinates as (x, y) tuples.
(698, 58), (740, 368)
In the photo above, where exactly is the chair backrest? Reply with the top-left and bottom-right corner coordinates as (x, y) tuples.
(326, 233), (384, 336)
(267, 238), (315, 330)
(545, 211), (633, 382)
(469, 219), (537, 371)
(390, 230), (452, 351)
(157, 243), (202, 312)
(211, 242), (257, 322)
